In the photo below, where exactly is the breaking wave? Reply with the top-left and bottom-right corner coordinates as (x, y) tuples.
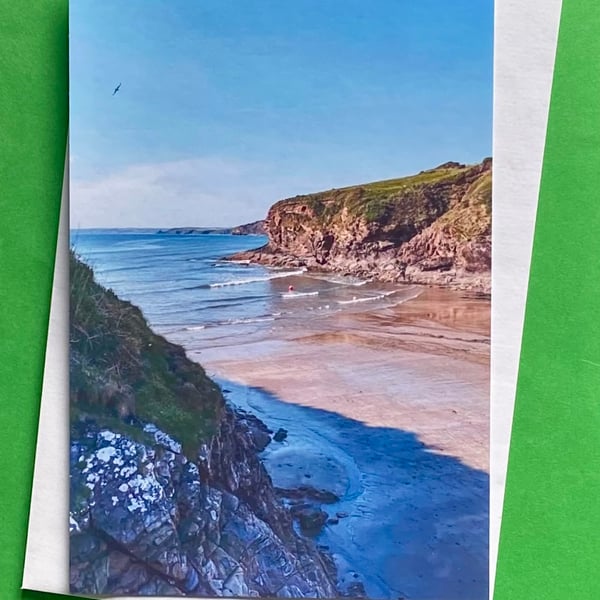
(208, 269), (306, 288)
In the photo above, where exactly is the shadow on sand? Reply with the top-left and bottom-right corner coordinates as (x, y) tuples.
(218, 379), (489, 600)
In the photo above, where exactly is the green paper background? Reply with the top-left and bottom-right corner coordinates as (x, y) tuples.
(5, 1), (600, 599)
(0, 1), (72, 598)
(493, 1), (600, 599)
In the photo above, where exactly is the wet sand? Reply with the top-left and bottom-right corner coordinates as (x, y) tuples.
(187, 286), (490, 600)
(192, 287), (489, 471)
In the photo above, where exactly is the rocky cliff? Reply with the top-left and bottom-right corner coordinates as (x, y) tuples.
(229, 159), (491, 292)
(69, 254), (338, 597)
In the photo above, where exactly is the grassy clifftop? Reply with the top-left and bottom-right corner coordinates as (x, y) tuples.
(277, 160), (489, 228)
(70, 253), (224, 457)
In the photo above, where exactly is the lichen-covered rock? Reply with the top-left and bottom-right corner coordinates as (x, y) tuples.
(228, 159), (492, 293)
(70, 417), (337, 597)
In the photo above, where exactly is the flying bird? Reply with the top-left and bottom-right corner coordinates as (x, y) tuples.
(112, 82), (121, 96)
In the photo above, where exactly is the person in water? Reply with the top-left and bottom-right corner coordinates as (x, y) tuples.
(288, 285), (294, 292)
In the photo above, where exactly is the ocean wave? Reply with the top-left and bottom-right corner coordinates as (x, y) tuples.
(216, 259), (252, 266)
(197, 299), (263, 311)
(114, 241), (163, 250)
(305, 273), (372, 287)
(337, 291), (398, 305)
(128, 284), (201, 296)
(219, 316), (275, 326)
(337, 296), (380, 305)
(388, 287), (423, 306)
(177, 315), (278, 332)
(95, 263), (160, 275)
(281, 291), (320, 298)
(208, 269), (306, 288)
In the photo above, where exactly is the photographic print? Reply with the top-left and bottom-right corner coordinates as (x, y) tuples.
(69, 2), (492, 598)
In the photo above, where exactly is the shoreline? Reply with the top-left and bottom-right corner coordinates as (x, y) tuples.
(189, 285), (490, 471)
(219, 254), (492, 296)
(223, 251), (491, 295)
(184, 285), (490, 599)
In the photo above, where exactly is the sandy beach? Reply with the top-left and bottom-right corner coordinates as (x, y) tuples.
(191, 286), (489, 471)
(184, 285), (490, 600)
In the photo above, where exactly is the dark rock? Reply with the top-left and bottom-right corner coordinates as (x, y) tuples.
(276, 485), (340, 504)
(346, 581), (367, 597)
(273, 427), (288, 442)
(235, 410), (272, 451)
(296, 508), (328, 535)
(182, 566), (200, 593)
(435, 161), (465, 170)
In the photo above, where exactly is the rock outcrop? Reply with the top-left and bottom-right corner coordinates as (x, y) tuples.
(69, 254), (337, 597)
(229, 159), (491, 292)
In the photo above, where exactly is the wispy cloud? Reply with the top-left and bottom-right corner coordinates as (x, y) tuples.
(70, 157), (325, 228)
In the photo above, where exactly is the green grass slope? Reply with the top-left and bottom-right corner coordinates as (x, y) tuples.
(70, 252), (224, 457)
(279, 162), (479, 227)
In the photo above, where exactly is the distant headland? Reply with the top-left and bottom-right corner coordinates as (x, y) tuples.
(157, 220), (266, 236)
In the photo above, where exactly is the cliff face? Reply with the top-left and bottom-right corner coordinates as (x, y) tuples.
(230, 159), (491, 292)
(69, 255), (337, 597)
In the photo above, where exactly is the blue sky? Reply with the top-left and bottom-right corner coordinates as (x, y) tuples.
(70, 0), (493, 228)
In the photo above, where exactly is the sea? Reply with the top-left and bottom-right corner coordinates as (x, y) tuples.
(71, 228), (417, 352)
